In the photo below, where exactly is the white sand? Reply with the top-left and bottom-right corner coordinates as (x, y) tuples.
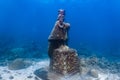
(0, 60), (120, 80)
(0, 60), (49, 80)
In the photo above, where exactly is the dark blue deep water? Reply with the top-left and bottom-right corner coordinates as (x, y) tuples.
(0, 0), (120, 60)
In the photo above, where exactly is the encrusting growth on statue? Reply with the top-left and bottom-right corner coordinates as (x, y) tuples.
(48, 9), (80, 75)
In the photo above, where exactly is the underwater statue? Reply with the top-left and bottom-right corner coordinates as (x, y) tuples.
(48, 9), (70, 59)
(48, 9), (80, 75)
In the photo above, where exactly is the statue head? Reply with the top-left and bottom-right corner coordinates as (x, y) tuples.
(57, 9), (65, 22)
(58, 9), (65, 15)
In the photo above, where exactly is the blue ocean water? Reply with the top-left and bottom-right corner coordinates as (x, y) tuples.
(0, 0), (120, 60)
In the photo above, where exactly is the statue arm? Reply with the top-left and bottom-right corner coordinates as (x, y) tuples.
(64, 23), (70, 30)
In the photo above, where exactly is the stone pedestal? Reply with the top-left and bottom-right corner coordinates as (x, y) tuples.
(49, 45), (80, 75)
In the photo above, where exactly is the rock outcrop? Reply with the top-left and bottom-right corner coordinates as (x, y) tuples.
(8, 58), (31, 70)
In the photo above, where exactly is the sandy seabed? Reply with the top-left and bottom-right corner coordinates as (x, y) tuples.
(0, 59), (120, 80)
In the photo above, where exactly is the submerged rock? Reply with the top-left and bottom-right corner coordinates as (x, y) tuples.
(8, 58), (32, 70)
(80, 67), (89, 75)
(34, 68), (49, 80)
(27, 75), (33, 78)
(89, 69), (98, 78)
(34, 68), (63, 80)
(9, 76), (14, 79)
(34, 76), (41, 80)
